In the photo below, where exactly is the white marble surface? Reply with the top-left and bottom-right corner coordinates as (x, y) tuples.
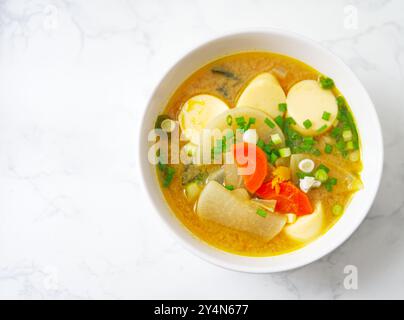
(0, 0), (403, 300)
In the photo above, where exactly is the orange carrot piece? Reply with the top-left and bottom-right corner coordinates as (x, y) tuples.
(234, 143), (268, 193)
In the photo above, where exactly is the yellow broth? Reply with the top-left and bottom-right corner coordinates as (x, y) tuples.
(156, 52), (362, 256)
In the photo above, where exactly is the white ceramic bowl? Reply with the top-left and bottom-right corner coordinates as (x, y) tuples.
(138, 30), (383, 273)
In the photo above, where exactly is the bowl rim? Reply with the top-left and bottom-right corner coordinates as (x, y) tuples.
(138, 28), (384, 273)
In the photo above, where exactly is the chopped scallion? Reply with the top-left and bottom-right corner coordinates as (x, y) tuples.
(314, 169), (328, 182)
(317, 164), (330, 173)
(256, 208), (267, 218)
(303, 119), (312, 129)
(346, 141), (354, 150)
(235, 116), (246, 126)
(278, 103), (287, 112)
(319, 76), (335, 89)
(336, 96), (346, 108)
(296, 172), (313, 179)
(331, 127), (341, 138)
(303, 136), (315, 145)
(225, 185), (235, 191)
(226, 115), (233, 126)
(322, 111), (331, 121)
(271, 133), (282, 145)
(332, 204), (343, 216)
(269, 152), (279, 164)
(316, 124), (328, 133)
(349, 150), (360, 162)
(274, 115), (283, 127)
(256, 139), (265, 149)
(329, 177), (337, 185)
(343, 129), (353, 141)
(336, 140), (346, 151)
(163, 166), (175, 187)
(279, 147), (291, 158)
(312, 149), (321, 156)
(264, 117), (275, 129)
(324, 177), (338, 192)
(285, 117), (296, 125)
(324, 144), (333, 154)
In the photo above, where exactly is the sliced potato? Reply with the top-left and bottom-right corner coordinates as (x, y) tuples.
(286, 80), (338, 136)
(283, 201), (324, 242)
(206, 107), (285, 145)
(197, 181), (286, 240)
(179, 94), (229, 144)
(236, 72), (286, 119)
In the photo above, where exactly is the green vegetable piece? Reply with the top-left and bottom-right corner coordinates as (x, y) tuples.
(336, 96), (346, 108)
(256, 208), (267, 218)
(278, 103), (287, 112)
(269, 152), (279, 164)
(285, 117), (296, 126)
(331, 127), (342, 138)
(312, 148), (321, 156)
(322, 111), (331, 121)
(275, 115), (283, 128)
(332, 204), (343, 216)
(343, 130), (353, 141)
(316, 124), (328, 133)
(226, 115), (233, 126)
(329, 177), (337, 185)
(324, 177), (337, 191)
(319, 76), (335, 89)
(235, 116), (246, 126)
(264, 117), (275, 129)
(155, 114), (171, 129)
(271, 134), (282, 145)
(314, 169), (328, 182)
(303, 119), (312, 129)
(346, 141), (354, 150)
(317, 164), (330, 173)
(256, 139), (265, 149)
(324, 144), (333, 154)
(163, 166), (175, 187)
(336, 139), (346, 151)
(303, 136), (315, 145)
(279, 147), (291, 158)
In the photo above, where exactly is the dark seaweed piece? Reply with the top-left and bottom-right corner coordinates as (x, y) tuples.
(211, 67), (239, 80)
(216, 85), (229, 98)
(182, 164), (208, 185)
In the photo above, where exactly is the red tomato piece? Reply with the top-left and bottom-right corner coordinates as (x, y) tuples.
(256, 180), (313, 215)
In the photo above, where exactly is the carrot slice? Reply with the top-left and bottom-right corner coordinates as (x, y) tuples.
(233, 143), (268, 193)
(256, 180), (313, 215)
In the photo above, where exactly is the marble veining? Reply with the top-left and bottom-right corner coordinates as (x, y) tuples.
(0, 0), (403, 299)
